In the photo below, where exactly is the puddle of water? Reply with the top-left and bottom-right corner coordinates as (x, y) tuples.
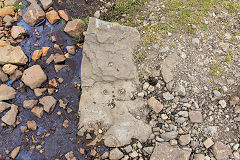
(0, 1), (108, 159)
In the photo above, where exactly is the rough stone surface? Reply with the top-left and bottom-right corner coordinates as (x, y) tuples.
(0, 84), (16, 101)
(66, 46), (75, 55)
(2, 64), (17, 75)
(46, 10), (60, 24)
(34, 88), (46, 97)
(27, 120), (37, 130)
(189, 111), (203, 123)
(23, 99), (38, 109)
(31, 106), (44, 118)
(10, 70), (22, 81)
(78, 18), (151, 147)
(194, 154), (205, 160)
(32, 50), (42, 62)
(10, 146), (21, 159)
(40, 0), (53, 10)
(23, 3), (45, 26)
(81, 18), (139, 87)
(21, 65), (47, 89)
(53, 53), (66, 63)
(11, 26), (26, 39)
(0, 6), (15, 17)
(58, 10), (69, 21)
(179, 134), (191, 146)
(4, 0), (19, 6)
(65, 151), (76, 160)
(64, 19), (86, 40)
(147, 97), (163, 113)
(161, 53), (180, 83)
(39, 96), (57, 113)
(150, 142), (191, 160)
(109, 148), (124, 160)
(212, 141), (232, 160)
(0, 102), (11, 113)
(203, 138), (214, 148)
(1, 104), (18, 125)
(3, 15), (14, 27)
(0, 67), (8, 82)
(160, 131), (178, 141)
(0, 45), (28, 65)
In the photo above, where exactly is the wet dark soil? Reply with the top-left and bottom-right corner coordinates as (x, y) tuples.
(0, 0), (109, 159)
(52, 0), (104, 19)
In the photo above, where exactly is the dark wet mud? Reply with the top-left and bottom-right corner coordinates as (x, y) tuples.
(0, 0), (109, 159)
(52, 0), (104, 19)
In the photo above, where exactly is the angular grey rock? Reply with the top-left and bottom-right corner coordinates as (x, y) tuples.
(3, 15), (14, 27)
(192, 38), (200, 46)
(109, 148), (124, 160)
(94, 10), (100, 18)
(124, 145), (132, 153)
(163, 92), (174, 101)
(21, 65), (47, 89)
(78, 18), (151, 147)
(189, 111), (203, 123)
(213, 90), (221, 98)
(39, 96), (57, 113)
(178, 111), (189, 117)
(0, 46), (28, 65)
(23, 3), (45, 26)
(0, 84), (16, 101)
(11, 26), (26, 39)
(143, 147), (154, 155)
(179, 134), (191, 146)
(160, 131), (178, 141)
(1, 104), (18, 125)
(203, 138), (214, 148)
(173, 83), (186, 96)
(0, 67), (8, 82)
(66, 46), (76, 55)
(212, 141), (232, 160)
(23, 99), (38, 109)
(150, 142), (191, 160)
(9, 70), (22, 81)
(64, 19), (86, 41)
(176, 117), (185, 123)
(161, 53), (179, 83)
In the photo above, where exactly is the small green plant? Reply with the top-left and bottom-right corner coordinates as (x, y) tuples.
(171, 42), (176, 48)
(225, 1), (240, 13)
(134, 53), (146, 62)
(82, 16), (89, 26)
(12, 3), (26, 11)
(224, 55), (233, 64)
(61, 20), (66, 25)
(73, 34), (83, 43)
(210, 61), (224, 77)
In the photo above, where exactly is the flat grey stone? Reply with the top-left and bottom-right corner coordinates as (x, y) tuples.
(150, 142), (191, 160)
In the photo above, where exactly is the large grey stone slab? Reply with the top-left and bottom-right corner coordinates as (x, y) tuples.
(81, 17), (140, 87)
(78, 18), (151, 147)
